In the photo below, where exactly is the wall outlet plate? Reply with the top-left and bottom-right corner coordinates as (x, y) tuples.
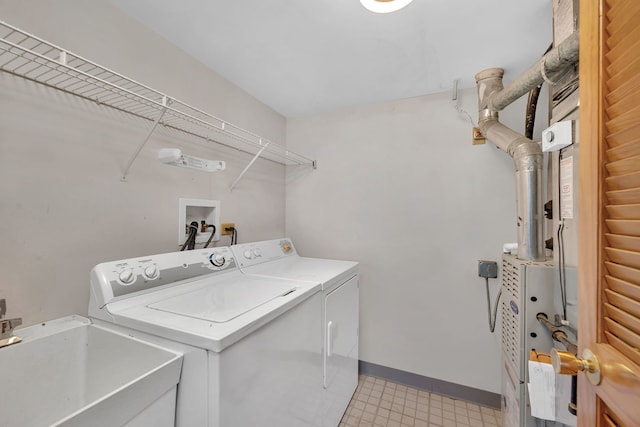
(472, 127), (486, 145)
(221, 223), (235, 236)
(478, 260), (498, 278)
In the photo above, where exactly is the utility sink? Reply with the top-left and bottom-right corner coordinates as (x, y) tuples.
(1, 315), (183, 427)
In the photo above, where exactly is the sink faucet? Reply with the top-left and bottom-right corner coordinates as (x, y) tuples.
(0, 299), (22, 348)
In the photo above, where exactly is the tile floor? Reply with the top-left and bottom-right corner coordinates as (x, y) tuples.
(340, 375), (502, 427)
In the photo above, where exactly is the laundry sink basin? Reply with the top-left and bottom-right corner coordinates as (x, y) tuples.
(1, 315), (182, 427)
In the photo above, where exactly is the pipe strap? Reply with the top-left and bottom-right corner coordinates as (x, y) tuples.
(540, 59), (559, 85)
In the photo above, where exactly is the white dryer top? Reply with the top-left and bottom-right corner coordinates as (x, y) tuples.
(231, 239), (358, 291)
(244, 257), (357, 289)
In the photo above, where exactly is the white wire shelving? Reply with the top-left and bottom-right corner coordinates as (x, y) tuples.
(0, 20), (316, 183)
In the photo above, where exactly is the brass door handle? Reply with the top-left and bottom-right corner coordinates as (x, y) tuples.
(551, 348), (601, 385)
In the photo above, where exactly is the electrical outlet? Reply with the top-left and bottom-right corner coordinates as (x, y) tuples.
(478, 260), (498, 278)
(221, 223), (235, 235)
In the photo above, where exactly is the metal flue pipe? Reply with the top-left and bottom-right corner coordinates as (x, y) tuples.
(476, 68), (545, 261)
(486, 32), (579, 112)
(474, 32), (579, 261)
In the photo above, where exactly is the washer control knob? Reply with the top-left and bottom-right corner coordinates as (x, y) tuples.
(143, 264), (159, 280)
(118, 268), (135, 285)
(253, 248), (261, 257)
(243, 250), (253, 259)
(210, 253), (226, 267)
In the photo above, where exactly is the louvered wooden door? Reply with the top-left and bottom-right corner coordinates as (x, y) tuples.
(579, 0), (640, 425)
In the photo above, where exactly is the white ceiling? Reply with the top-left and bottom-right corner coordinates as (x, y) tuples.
(109, 0), (552, 117)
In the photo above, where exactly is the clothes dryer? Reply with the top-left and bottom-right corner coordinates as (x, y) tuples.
(89, 246), (323, 427)
(231, 239), (359, 427)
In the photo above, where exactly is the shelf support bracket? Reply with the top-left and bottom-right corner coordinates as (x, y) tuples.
(121, 96), (168, 181)
(229, 141), (270, 191)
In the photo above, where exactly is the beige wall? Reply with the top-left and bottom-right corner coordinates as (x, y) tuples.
(1, 0), (552, 397)
(0, 0), (288, 325)
(286, 88), (549, 393)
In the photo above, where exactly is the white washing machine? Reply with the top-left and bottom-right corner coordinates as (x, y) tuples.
(88, 246), (324, 427)
(230, 239), (359, 427)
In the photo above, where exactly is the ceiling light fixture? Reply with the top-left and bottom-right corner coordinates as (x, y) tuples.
(360, 0), (414, 13)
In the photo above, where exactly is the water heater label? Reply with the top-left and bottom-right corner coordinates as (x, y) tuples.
(560, 156), (574, 219)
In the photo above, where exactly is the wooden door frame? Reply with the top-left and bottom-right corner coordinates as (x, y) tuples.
(578, 0), (601, 424)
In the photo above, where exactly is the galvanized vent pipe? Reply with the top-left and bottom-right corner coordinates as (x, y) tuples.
(486, 32), (579, 113)
(474, 32), (579, 261)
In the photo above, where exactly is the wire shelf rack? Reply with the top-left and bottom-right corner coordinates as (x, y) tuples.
(0, 20), (316, 178)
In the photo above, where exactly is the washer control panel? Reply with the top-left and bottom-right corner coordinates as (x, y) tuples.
(90, 247), (236, 307)
(231, 238), (297, 268)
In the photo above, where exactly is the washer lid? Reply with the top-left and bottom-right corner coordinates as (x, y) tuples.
(147, 279), (296, 323)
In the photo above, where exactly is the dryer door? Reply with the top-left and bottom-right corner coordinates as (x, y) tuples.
(323, 276), (359, 426)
